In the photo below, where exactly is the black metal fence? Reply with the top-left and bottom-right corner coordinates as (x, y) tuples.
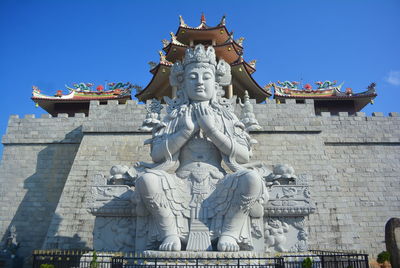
(32, 250), (369, 268)
(282, 250), (369, 268)
(111, 257), (284, 268)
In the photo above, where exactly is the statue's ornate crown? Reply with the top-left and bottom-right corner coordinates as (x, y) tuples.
(183, 44), (216, 67)
(169, 44), (231, 87)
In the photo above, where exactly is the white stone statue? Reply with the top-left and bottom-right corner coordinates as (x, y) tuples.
(128, 44), (269, 252)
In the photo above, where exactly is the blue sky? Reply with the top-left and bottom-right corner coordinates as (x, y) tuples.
(1, 0), (400, 158)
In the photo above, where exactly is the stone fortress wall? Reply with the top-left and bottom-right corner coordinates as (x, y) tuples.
(0, 113), (86, 260)
(0, 99), (399, 260)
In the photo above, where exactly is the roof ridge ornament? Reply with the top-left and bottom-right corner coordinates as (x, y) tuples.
(249, 60), (257, 69)
(179, 15), (188, 27)
(148, 61), (157, 70)
(219, 15), (226, 26)
(236, 37), (245, 46)
(170, 32), (177, 41)
(170, 32), (185, 46)
(158, 51), (167, 63)
(161, 39), (170, 48)
(367, 82), (376, 93)
(201, 13), (206, 24)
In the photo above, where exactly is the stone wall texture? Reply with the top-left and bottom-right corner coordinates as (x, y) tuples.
(1, 99), (399, 262)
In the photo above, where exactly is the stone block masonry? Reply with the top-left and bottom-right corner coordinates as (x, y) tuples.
(0, 113), (86, 262)
(1, 99), (399, 262)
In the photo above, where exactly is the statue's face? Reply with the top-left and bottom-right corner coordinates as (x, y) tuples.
(183, 63), (215, 102)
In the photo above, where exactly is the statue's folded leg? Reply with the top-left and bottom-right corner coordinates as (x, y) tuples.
(136, 172), (181, 251)
(218, 169), (263, 252)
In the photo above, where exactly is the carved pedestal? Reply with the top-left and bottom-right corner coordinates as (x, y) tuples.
(88, 173), (315, 253)
(264, 174), (315, 253)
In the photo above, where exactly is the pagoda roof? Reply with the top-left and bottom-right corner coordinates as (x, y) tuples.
(174, 15), (233, 46)
(231, 62), (271, 102)
(271, 81), (376, 99)
(137, 61), (271, 102)
(271, 81), (377, 112)
(164, 40), (242, 64)
(139, 15), (270, 102)
(232, 57), (256, 74)
(32, 83), (133, 116)
(136, 65), (171, 100)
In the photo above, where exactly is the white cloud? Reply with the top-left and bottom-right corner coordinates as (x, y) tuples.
(385, 70), (400, 86)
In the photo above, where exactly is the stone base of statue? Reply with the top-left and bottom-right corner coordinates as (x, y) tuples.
(88, 169), (315, 254)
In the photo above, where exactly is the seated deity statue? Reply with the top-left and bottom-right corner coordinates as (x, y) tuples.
(127, 44), (269, 252)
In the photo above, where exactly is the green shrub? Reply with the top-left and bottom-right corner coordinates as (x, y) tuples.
(40, 264), (55, 268)
(90, 251), (98, 268)
(377, 251), (390, 264)
(302, 257), (313, 268)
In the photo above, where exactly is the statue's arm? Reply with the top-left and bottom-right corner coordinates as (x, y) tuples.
(205, 128), (250, 164)
(195, 104), (250, 164)
(150, 129), (192, 163)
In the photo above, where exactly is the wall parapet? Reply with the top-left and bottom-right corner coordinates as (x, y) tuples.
(318, 111), (400, 118)
(2, 114), (87, 144)
(4, 99), (398, 142)
(319, 111), (400, 144)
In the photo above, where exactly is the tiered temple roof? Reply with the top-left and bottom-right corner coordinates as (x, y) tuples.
(30, 15), (377, 116)
(267, 80), (377, 115)
(136, 14), (271, 103)
(31, 82), (133, 116)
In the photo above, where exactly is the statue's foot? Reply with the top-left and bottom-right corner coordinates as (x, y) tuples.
(217, 235), (240, 252)
(159, 235), (181, 251)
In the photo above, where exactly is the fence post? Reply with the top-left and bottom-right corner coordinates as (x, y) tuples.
(280, 257), (285, 268)
(320, 255), (324, 268)
(364, 254), (369, 268)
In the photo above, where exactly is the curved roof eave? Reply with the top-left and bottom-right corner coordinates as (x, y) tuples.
(175, 25), (231, 45)
(31, 95), (131, 102)
(231, 63), (271, 101)
(232, 60), (256, 74)
(274, 93), (377, 99)
(165, 44), (187, 62)
(165, 42), (242, 64)
(136, 65), (171, 100)
(214, 41), (242, 56)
